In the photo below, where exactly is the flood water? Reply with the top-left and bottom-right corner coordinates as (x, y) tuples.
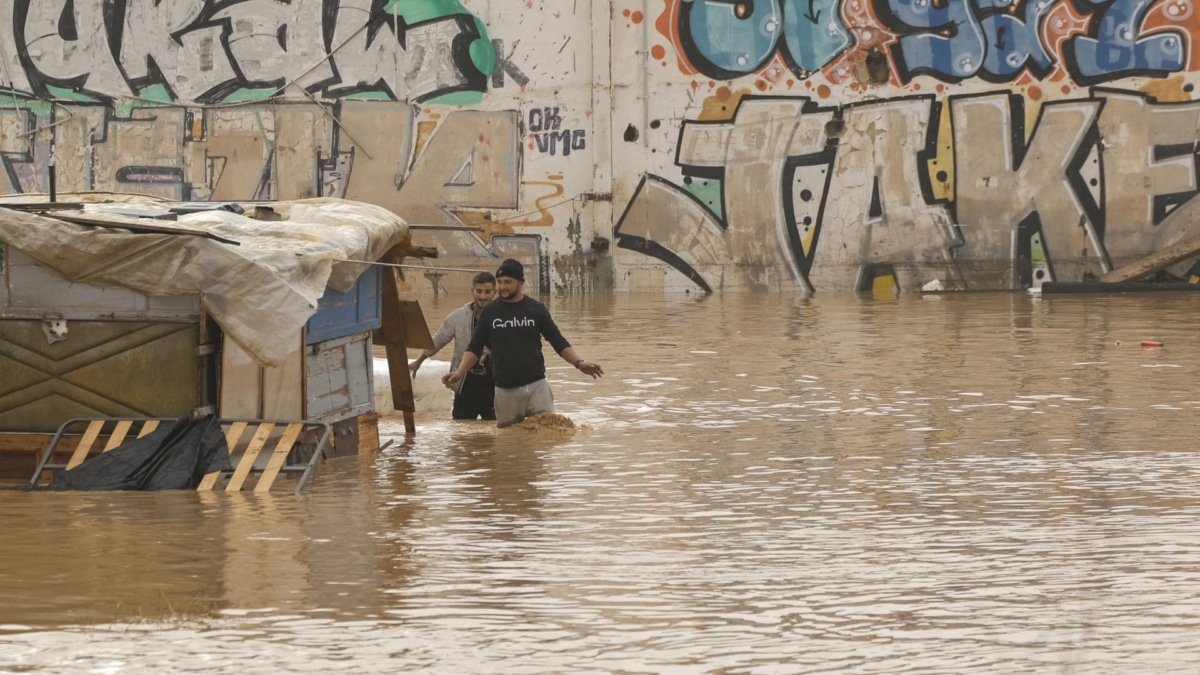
(4, 290), (1200, 673)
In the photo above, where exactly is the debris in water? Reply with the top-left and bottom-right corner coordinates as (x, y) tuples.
(515, 413), (578, 432)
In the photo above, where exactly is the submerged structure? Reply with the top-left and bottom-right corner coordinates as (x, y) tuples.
(0, 196), (429, 482)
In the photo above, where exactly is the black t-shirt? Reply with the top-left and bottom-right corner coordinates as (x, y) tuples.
(466, 296), (571, 388)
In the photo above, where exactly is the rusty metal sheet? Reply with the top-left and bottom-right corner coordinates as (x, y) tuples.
(0, 319), (200, 433)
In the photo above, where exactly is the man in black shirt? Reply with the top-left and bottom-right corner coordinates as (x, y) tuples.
(443, 258), (603, 427)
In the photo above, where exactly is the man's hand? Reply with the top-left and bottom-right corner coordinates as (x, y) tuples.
(442, 371), (464, 387)
(409, 360), (422, 376)
(576, 361), (604, 379)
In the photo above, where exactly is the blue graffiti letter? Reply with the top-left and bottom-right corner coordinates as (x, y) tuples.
(779, 0), (853, 71)
(877, 0), (986, 81)
(978, 0), (1056, 78)
(679, 0), (784, 79)
(1069, 0), (1185, 81)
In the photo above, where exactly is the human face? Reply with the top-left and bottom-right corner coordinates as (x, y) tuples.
(496, 275), (523, 301)
(472, 283), (496, 308)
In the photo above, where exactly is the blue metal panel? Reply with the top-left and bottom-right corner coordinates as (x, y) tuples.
(306, 265), (381, 344)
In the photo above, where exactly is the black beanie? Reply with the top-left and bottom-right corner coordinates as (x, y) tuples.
(496, 258), (524, 282)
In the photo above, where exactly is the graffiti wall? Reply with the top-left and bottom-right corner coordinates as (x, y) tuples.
(613, 0), (1200, 292)
(0, 0), (608, 294)
(3, 0), (1200, 293)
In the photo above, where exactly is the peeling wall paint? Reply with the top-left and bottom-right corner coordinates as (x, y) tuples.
(3, 1), (1200, 293)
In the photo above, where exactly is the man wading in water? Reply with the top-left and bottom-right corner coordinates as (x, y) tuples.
(443, 259), (603, 427)
(410, 272), (497, 420)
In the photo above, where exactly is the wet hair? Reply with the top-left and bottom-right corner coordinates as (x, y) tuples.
(473, 271), (497, 286)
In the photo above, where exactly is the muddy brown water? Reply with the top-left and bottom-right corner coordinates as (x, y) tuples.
(4, 291), (1200, 673)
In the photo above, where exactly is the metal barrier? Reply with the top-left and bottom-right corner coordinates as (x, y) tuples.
(29, 417), (332, 494)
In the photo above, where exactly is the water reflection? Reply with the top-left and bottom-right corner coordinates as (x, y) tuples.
(4, 292), (1200, 672)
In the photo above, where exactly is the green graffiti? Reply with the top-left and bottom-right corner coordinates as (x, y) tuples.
(220, 88), (279, 104)
(45, 85), (98, 104)
(1031, 233), (1046, 266)
(390, 0), (494, 105)
(682, 178), (724, 220)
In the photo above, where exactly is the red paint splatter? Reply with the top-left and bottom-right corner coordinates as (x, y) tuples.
(1061, 84), (1071, 94)
(755, 79), (768, 91)
(716, 86), (732, 101)
(817, 84), (831, 99)
(632, 11), (644, 23)
(936, 84), (944, 93)
(651, 45), (666, 60)
(690, 80), (699, 90)
(654, 0), (698, 76)
(1028, 85), (1042, 101)
(912, 83), (921, 90)
(622, 8), (630, 16)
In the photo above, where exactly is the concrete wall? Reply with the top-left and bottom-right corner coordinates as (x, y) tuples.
(2, 0), (1200, 294)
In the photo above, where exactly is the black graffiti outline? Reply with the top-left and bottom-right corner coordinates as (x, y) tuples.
(614, 174), (715, 293)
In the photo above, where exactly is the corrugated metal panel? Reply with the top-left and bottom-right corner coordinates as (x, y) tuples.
(0, 319), (200, 432)
(2, 248), (200, 320)
(306, 265), (381, 344)
(306, 331), (375, 423)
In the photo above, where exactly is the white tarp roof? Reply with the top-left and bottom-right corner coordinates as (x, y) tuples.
(0, 197), (408, 366)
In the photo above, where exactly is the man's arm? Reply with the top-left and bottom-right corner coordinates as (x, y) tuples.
(559, 346), (603, 379)
(443, 307), (492, 386)
(414, 313), (457, 374)
(442, 350), (480, 386)
(540, 306), (602, 378)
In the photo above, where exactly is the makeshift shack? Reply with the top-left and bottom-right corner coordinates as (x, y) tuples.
(0, 195), (430, 482)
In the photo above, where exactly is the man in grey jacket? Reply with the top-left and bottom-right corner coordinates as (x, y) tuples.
(409, 272), (497, 420)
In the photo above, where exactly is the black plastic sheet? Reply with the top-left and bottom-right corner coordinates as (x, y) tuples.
(46, 414), (230, 491)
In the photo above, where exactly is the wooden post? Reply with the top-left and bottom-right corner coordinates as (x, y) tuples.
(379, 247), (418, 434)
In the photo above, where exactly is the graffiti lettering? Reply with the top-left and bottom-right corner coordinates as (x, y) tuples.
(617, 89), (1200, 292)
(5, 0), (493, 103)
(677, 0), (851, 80)
(666, 0), (1190, 85)
(1066, 0), (1186, 82)
(529, 108), (586, 156)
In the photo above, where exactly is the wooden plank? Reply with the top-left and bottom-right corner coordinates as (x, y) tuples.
(137, 420), (160, 438)
(224, 423), (274, 491)
(397, 300), (434, 350)
(199, 421), (247, 490)
(262, 337), (305, 419)
(1042, 281), (1200, 294)
(220, 337), (262, 418)
(1101, 232), (1200, 282)
(48, 211), (242, 245)
(0, 432), (55, 481)
(102, 420), (134, 452)
(358, 412), (380, 453)
(379, 253), (417, 434)
(65, 421), (105, 469)
(254, 424), (303, 493)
